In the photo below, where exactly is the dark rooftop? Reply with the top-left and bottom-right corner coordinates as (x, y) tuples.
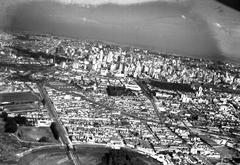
(0, 92), (40, 104)
(3, 103), (39, 112)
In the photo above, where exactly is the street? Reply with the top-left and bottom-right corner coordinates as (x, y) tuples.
(36, 82), (79, 165)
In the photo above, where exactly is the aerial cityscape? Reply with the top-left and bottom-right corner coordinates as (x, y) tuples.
(0, 0), (240, 165)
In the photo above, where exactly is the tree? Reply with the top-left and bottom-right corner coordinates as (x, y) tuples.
(93, 122), (101, 127)
(14, 114), (27, 125)
(38, 136), (49, 142)
(69, 135), (73, 142)
(1, 111), (8, 121)
(50, 122), (59, 140)
(4, 118), (18, 133)
(42, 99), (46, 106)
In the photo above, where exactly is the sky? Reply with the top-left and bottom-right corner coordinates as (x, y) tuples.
(0, 0), (240, 62)
(52, 0), (187, 5)
(0, 0), (187, 6)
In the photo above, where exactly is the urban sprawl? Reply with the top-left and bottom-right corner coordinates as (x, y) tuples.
(0, 31), (240, 165)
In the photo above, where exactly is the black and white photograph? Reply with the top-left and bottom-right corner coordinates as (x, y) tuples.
(0, 0), (240, 164)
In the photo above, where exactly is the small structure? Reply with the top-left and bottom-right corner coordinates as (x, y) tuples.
(106, 86), (136, 96)
(36, 120), (53, 127)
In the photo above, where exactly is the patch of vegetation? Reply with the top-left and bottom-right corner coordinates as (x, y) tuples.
(1, 111), (8, 121)
(4, 118), (18, 133)
(50, 122), (60, 140)
(14, 114), (27, 126)
(98, 149), (162, 165)
(0, 112), (50, 164)
(0, 118), (29, 164)
(38, 136), (50, 142)
(0, 112), (29, 133)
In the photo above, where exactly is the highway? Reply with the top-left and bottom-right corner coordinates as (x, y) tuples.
(36, 82), (79, 165)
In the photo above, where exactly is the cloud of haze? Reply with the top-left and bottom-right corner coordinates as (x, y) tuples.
(0, 0), (187, 27)
(0, 0), (239, 62)
(52, 0), (187, 5)
(0, 0), (187, 7)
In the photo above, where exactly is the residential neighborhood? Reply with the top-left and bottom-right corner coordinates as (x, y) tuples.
(0, 31), (240, 165)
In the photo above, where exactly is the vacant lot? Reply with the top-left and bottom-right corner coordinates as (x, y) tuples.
(17, 126), (58, 143)
(19, 144), (163, 165)
(0, 92), (39, 103)
(74, 145), (163, 165)
(18, 147), (72, 165)
(0, 119), (31, 164)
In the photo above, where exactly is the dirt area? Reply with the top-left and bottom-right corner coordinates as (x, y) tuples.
(0, 118), (24, 164)
(19, 144), (163, 165)
(17, 126), (58, 143)
(18, 147), (72, 165)
(0, 118), (49, 164)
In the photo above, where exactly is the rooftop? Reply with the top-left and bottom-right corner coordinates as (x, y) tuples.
(0, 92), (40, 104)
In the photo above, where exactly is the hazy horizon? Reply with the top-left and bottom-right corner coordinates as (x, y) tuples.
(0, 0), (240, 62)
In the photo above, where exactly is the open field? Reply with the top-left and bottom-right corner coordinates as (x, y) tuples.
(0, 119), (52, 165)
(17, 126), (58, 143)
(19, 144), (162, 165)
(0, 92), (39, 103)
(0, 119), (27, 165)
(18, 147), (73, 165)
(4, 104), (38, 113)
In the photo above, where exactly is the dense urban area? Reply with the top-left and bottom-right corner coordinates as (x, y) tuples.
(0, 30), (240, 165)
